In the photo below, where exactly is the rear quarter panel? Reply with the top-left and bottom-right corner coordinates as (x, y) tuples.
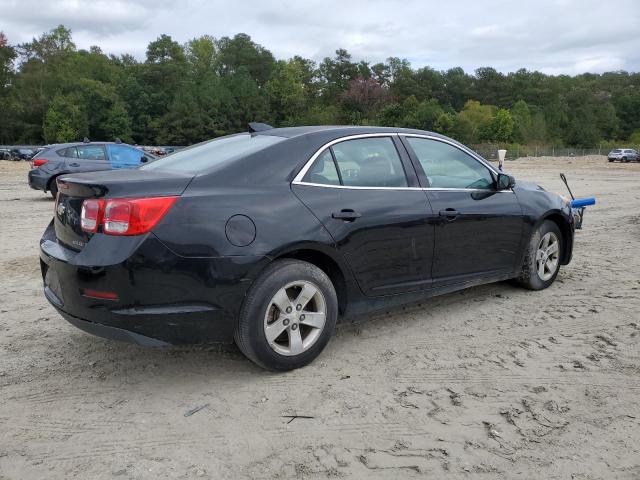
(152, 180), (338, 262)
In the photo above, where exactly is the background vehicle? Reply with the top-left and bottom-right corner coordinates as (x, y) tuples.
(28, 140), (155, 198)
(608, 148), (639, 162)
(40, 126), (577, 370)
(0, 148), (11, 160)
(11, 147), (35, 160)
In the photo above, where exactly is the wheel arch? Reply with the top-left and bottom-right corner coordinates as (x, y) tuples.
(46, 173), (65, 193)
(538, 211), (573, 265)
(261, 244), (350, 317)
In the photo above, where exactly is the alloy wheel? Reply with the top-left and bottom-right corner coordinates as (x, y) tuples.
(535, 232), (560, 281)
(263, 280), (327, 356)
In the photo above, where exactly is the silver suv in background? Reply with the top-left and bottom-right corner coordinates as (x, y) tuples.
(28, 140), (155, 198)
(607, 148), (639, 163)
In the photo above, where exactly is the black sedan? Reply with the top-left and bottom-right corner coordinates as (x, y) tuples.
(40, 125), (578, 370)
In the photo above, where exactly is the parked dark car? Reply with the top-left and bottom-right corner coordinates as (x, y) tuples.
(28, 141), (155, 198)
(40, 125), (579, 370)
(11, 147), (35, 160)
(607, 148), (639, 162)
(0, 148), (11, 160)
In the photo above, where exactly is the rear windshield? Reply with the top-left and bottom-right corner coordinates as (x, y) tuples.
(142, 133), (284, 173)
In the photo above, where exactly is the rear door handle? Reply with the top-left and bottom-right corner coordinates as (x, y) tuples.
(69, 163), (80, 167)
(439, 208), (460, 221)
(332, 209), (361, 221)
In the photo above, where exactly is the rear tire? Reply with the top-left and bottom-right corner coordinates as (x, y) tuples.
(235, 259), (338, 371)
(516, 220), (562, 290)
(49, 180), (58, 199)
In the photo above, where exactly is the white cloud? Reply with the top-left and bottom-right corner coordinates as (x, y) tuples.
(0, 0), (638, 73)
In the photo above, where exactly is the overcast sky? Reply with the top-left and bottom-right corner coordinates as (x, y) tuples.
(1, 0), (639, 74)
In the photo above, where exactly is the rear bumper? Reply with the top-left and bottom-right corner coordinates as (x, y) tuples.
(39, 221), (269, 345)
(28, 168), (50, 191)
(51, 300), (170, 347)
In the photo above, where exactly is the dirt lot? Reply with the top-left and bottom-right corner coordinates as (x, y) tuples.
(0, 157), (638, 479)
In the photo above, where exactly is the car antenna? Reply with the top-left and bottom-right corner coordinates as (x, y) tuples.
(248, 122), (273, 136)
(83, 137), (90, 143)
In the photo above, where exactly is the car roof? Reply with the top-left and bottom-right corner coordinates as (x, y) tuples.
(256, 125), (449, 140)
(190, 125), (476, 188)
(50, 141), (129, 148)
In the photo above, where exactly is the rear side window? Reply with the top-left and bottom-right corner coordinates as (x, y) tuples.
(142, 133), (284, 173)
(303, 137), (407, 188)
(332, 137), (407, 187)
(57, 147), (79, 158)
(76, 145), (106, 160)
(108, 145), (143, 169)
(406, 137), (494, 190)
(302, 150), (340, 185)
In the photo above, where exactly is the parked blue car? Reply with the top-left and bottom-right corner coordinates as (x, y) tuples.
(28, 140), (155, 198)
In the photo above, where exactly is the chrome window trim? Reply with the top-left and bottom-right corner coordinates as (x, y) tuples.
(291, 131), (513, 193)
(293, 182), (421, 191)
(294, 182), (513, 193)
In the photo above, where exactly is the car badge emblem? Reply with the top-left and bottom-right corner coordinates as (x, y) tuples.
(57, 203), (66, 216)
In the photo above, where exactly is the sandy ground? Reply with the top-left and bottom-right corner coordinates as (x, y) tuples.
(0, 157), (638, 479)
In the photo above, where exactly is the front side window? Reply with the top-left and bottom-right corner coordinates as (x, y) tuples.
(76, 145), (106, 160)
(406, 137), (494, 190)
(108, 145), (143, 169)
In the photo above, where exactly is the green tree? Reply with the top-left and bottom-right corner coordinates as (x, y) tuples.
(216, 33), (275, 85)
(0, 32), (17, 143)
(488, 109), (514, 142)
(266, 58), (316, 125)
(319, 49), (358, 102)
(456, 100), (495, 142)
(43, 94), (87, 142)
(2, 24), (640, 148)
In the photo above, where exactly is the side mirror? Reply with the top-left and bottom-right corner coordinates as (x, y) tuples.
(496, 173), (515, 190)
(140, 156), (148, 163)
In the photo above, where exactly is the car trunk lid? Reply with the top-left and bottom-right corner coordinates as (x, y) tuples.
(54, 169), (194, 251)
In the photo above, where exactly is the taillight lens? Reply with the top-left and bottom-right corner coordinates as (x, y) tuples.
(80, 199), (104, 233)
(81, 197), (177, 235)
(32, 158), (48, 167)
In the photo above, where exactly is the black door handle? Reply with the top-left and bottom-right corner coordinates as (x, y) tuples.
(439, 208), (460, 221)
(69, 163), (80, 167)
(332, 209), (361, 221)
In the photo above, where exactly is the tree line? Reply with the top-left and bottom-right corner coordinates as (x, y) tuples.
(1, 25), (639, 147)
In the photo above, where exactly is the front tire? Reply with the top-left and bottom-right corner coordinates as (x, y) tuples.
(235, 259), (338, 371)
(516, 220), (562, 290)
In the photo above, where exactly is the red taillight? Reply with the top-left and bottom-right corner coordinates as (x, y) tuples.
(32, 158), (48, 167)
(80, 196), (177, 235)
(80, 199), (104, 233)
